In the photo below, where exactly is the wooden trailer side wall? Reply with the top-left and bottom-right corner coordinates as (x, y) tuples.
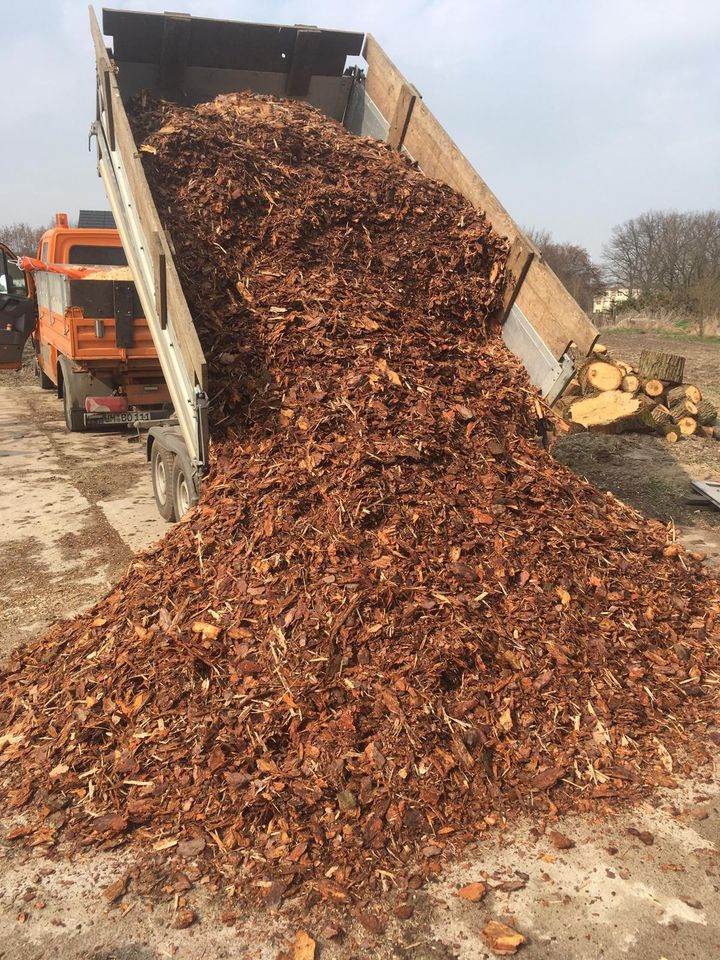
(362, 35), (598, 361)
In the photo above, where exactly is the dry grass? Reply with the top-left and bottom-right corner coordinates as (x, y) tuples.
(596, 308), (720, 338)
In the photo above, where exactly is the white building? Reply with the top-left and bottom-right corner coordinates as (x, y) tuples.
(592, 288), (632, 314)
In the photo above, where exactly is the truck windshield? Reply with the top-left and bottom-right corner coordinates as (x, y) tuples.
(67, 245), (128, 266)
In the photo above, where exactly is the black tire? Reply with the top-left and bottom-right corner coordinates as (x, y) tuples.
(151, 444), (177, 522)
(35, 358), (54, 390)
(63, 383), (86, 432)
(171, 456), (199, 520)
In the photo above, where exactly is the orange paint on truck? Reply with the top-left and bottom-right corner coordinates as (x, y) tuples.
(33, 213), (169, 409)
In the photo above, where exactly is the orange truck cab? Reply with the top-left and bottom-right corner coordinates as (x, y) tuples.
(0, 211), (169, 431)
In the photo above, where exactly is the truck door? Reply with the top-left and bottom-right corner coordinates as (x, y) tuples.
(0, 243), (36, 370)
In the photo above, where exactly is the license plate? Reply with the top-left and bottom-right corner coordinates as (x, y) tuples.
(96, 411), (152, 424)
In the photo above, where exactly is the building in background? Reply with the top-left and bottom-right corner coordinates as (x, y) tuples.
(593, 287), (632, 314)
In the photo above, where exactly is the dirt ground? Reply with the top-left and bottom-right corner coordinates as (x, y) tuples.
(554, 330), (720, 564)
(0, 363), (167, 656)
(0, 345), (718, 959)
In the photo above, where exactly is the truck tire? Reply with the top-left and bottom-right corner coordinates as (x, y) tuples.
(171, 454), (199, 520)
(151, 443), (177, 522)
(59, 357), (87, 432)
(36, 358), (54, 390)
(63, 384), (86, 432)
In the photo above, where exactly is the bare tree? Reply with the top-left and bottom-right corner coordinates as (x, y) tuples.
(602, 210), (720, 303)
(0, 222), (51, 257)
(525, 225), (552, 250)
(524, 227), (604, 312)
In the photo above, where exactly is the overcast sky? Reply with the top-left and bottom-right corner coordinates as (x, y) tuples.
(2, 0), (718, 259)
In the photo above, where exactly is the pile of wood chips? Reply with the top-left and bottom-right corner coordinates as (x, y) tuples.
(0, 94), (719, 923)
(556, 346), (719, 442)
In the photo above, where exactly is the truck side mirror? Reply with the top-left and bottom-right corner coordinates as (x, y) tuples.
(3, 252), (29, 298)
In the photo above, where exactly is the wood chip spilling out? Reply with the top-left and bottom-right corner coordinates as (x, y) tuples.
(0, 93), (718, 923)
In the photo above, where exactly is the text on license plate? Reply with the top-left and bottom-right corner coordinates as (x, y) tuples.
(99, 411), (152, 423)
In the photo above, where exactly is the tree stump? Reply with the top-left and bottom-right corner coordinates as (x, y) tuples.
(638, 350), (685, 384)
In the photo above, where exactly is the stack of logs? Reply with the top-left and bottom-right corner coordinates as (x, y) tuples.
(556, 348), (719, 443)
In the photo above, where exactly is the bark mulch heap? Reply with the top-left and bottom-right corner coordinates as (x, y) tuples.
(0, 93), (718, 922)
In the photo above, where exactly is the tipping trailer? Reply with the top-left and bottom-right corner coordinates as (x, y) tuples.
(90, 6), (599, 521)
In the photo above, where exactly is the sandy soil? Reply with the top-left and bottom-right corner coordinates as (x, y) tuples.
(0, 345), (718, 959)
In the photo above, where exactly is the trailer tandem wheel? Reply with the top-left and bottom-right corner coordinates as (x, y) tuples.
(151, 443), (177, 523)
(171, 454), (199, 521)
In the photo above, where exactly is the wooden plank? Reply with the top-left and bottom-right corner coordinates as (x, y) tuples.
(159, 12), (191, 96)
(387, 82), (418, 151)
(286, 28), (322, 97)
(362, 35), (407, 132)
(363, 34), (598, 359)
(515, 259), (598, 358)
(499, 238), (534, 324)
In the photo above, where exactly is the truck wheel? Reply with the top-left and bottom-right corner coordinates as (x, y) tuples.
(63, 384), (86, 432)
(171, 455), (199, 520)
(36, 358), (54, 390)
(151, 444), (177, 522)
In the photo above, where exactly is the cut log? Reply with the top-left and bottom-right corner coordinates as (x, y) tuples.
(621, 374), (640, 393)
(695, 398), (717, 426)
(562, 378), (582, 399)
(629, 395), (661, 432)
(662, 424), (680, 443)
(650, 404), (672, 427)
(592, 342), (608, 355)
(568, 391), (641, 429)
(638, 350), (685, 384)
(666, 384), (702, 406)
(675, 416), (697, 436)
(643, 379), (665, 398)
(578, 361), (623, 393)
(552, 396), (576, 419)
(616, 360), (634, 375)
(669, 398), (699, 421)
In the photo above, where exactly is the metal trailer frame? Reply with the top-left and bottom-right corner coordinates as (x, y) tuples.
(91, 6), (598, 493)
